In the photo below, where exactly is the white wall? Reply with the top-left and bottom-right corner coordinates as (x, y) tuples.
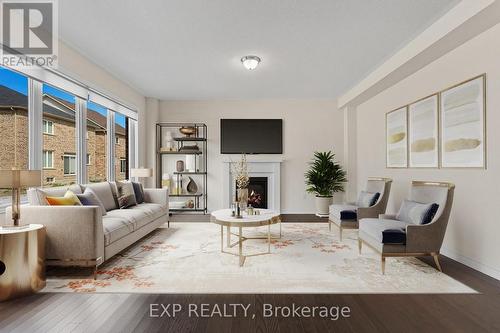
(356, 23), (500, 279)
(157, 100), (344, 213)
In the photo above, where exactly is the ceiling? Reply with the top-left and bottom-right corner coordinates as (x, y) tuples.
(59, 0), (459, 100)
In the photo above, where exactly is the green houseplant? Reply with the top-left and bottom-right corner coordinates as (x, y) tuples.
(305, 151), (347, 216)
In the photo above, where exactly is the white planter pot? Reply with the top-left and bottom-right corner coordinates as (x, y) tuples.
(315, 196), (332, 217)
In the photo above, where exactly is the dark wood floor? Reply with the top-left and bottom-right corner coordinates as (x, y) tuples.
(1, 216), (499, 332)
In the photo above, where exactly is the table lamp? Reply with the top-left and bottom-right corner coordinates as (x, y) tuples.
(130, 168), (152, 182)
(0, 169), (41, 228)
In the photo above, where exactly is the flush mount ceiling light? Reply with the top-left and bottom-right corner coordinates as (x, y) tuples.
(241, 55), (261, 70)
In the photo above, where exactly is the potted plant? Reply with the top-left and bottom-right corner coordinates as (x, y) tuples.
(305, 151), (347, 217)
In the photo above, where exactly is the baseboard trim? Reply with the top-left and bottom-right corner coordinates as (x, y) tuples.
(441, 247), (500, 281)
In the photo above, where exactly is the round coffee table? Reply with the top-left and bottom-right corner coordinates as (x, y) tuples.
(211, 209), (281, 266)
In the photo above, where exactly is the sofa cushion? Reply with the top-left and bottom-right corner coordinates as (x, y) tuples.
(76, 188), (107, 216)
(128, 203), (167, 228)
(132, 182), (145, 204)
(102, 216), (135, 245)
(359, 218), (410, 243)
(329, 204), (358, 220)
(382, 228), (406, 244)
(45, 190), (82, 206)
(82, 182), (117, 211)
(28, 184), (83, 205)
(396, 200), (439, 225)
(115, 180), (137, 209)
(356, 191), (380, 208)
(105, 208), (152, 230)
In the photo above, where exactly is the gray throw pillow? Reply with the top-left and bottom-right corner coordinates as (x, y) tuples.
(115, 180), (137, 209)
(396, 200), (439, 225)
(356, 191), (380, 208)
(132, 182), (145, 204)
(76, 188), (107, 216)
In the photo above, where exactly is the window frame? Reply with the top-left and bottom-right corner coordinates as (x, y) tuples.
(63, 154), (77, 176)
(119, 158), (127, 173)
(42, 150), (54, 169)
(43, 119), (54, 135)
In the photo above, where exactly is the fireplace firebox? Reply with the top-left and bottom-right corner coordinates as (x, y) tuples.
(246, 177), (268, 209)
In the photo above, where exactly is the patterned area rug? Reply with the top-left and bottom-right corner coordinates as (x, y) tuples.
(44, 223), (475, 294)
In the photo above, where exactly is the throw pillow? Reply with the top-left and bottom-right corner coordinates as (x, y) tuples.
(132, 182), (145, 204)
(382, 228), (406, 244)
(356, 191), (380, 208)
(46, 190), (82, 206)
(76, 188), (107, 216)
(115, 180), (137, 209)
(396, 200), (439, 225)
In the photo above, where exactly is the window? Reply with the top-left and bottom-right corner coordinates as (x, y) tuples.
(43, 119), (54, 134)
(87, 101), (108, 183)
(0, 67), (29, 212)
(46, 177), (55, 183)
(86, 154), (91, 165)
(43, 150), (53, 168)
(115, 113), (129, 180)
(63, 154), (76, 175)
(120, 158), (127, 173)
(43, 83), (77, 186)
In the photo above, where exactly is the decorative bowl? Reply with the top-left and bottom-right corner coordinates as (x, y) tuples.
(179, 126), (197, 137)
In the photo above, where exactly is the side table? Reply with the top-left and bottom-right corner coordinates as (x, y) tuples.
(0, 224), (46, 301)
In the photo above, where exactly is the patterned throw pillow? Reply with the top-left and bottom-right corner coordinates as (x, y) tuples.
(356, 191), (380, 208)
(45, 190), (82, 206)
(76, 188), (107, 216)
(396, 200), (439, 225)
(115, 180), (137, 209)
(132, 182), (145, 204)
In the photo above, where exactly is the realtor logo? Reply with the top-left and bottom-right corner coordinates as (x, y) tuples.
(1, 0), (58, 67)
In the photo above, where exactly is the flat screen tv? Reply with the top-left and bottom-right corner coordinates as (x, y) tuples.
(220, 119), (283, 154)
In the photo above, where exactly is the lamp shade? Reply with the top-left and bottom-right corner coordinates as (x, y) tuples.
(130, 168), (152, 178)
(0, 170), (41, 188)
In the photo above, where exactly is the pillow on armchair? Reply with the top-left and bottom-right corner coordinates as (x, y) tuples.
(356, 191), (380, 208)
(396, 200), (439, 225)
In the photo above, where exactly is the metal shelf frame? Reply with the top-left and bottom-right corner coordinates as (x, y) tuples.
(156, 123), (208, 214)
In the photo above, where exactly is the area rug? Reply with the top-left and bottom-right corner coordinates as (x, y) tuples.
(43, 223), (475, 294)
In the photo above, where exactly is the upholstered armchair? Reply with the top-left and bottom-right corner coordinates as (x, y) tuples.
(329, 178), (392, 241)
(358, 181), (455, 274)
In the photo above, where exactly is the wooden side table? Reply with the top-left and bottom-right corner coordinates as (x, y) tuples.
(0, 224), (46, 301)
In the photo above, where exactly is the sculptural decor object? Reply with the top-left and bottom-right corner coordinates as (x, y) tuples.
(176, 160), (184, 172)
(179, 126), (197, 137)
(186, 177), (198, 194)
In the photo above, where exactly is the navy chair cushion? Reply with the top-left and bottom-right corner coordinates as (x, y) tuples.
(340, 210), (357, 220)
(382, 228), (406, 244)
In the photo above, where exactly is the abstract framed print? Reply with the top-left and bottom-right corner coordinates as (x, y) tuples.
(386, 106), (408, 168)
(440, 75), (486, 168)
(408, 94), (439, 168)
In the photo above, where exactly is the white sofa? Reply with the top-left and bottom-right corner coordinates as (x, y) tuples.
(5, 181), (169, 273)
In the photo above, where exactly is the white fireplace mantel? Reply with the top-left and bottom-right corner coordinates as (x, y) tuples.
(222, 156), (283, 212)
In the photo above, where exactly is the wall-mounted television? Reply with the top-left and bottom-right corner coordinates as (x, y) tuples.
(220, 119), (283, 154)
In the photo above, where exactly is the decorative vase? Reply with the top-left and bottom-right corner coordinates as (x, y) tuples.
(186, 177), (198, 194)
(161, 173), (171, 190)
(237, 188), (249, 209)
(179, 126), (197, 137)
(315, 196), (332, 217)
(176, 160), (184, 172)
(185, 155), (196, 172)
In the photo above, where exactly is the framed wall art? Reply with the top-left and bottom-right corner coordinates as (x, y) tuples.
(386, 107), (408, 168)
(440, 75), (486, 168)
(408, 94), (439, 168)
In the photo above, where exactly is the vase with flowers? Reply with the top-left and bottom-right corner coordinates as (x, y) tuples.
(232, 154), (250, 209)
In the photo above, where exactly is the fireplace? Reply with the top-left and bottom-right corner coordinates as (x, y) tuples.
(247, 177), (268, 209)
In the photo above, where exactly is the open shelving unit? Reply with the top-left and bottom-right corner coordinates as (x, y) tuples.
(156, 122), (208, 214)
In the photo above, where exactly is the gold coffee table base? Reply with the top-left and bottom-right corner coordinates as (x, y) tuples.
(211, 209), (281, 267)
(220, 222), (282, 266)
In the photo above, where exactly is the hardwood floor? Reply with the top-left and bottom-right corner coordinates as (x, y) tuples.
(1, 216), (499, 332)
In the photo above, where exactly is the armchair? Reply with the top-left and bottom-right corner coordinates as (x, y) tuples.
(358, 181), (455, 274)
(328, 177), (392, 241)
